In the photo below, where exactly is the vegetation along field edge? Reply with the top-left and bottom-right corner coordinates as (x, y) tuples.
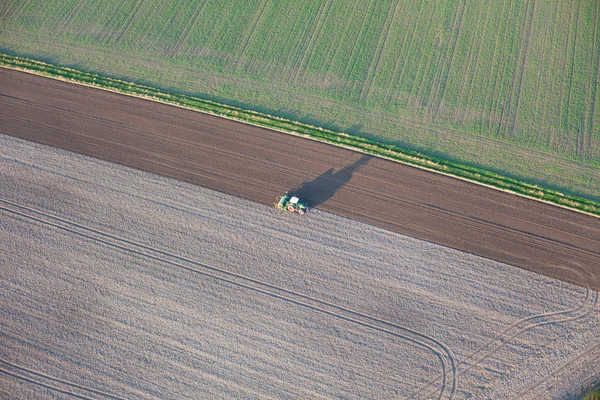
(2, 53), (598, 217)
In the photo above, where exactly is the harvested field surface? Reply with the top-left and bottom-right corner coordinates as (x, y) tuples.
(1, 135), (599, 398)
(1, 68), (599, 292)
(1, 0), (599, 200)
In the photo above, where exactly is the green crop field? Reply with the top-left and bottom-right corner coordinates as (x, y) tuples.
(1, 0), (598, 200)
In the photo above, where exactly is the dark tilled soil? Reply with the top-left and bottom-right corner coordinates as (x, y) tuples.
(1, 67), (599, 290)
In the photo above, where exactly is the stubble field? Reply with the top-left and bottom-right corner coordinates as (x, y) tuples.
(1, 0), (598, 200)
(1, 135), (599, 398)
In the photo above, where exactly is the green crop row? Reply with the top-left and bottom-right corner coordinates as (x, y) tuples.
(1, 53), (598, 217)
(583, 388), (600, 400)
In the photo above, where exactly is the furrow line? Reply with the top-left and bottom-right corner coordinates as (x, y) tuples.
(334, 180), (600, 262)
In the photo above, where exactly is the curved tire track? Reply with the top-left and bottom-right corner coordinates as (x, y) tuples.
(0, 198), (457, 399)
(413, 269), (598, 398)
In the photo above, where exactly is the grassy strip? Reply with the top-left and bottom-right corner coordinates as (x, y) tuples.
(2, 53), (599, 217)
(583, 388), (600, 400)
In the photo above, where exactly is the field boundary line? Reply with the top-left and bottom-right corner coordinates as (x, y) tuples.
(1, 54), (598, 218)
(1, 198), (457, 399)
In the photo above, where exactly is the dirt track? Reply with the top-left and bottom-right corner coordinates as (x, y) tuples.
(1, 67), (599, 290)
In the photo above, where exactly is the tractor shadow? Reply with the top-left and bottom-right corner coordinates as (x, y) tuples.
(292, 154), (370, 207)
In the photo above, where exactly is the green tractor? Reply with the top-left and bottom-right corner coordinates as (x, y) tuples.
(275, 192), (308, 214)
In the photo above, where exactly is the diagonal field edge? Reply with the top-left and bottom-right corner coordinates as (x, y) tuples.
(0, 54), (598, 218)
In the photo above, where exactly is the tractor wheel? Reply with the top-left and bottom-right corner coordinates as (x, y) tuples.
(287, 205), (295, 212)
(298, 209), (304, 215)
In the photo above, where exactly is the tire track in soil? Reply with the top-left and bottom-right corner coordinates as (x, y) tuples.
(359, 0), (402, 104)
(340, 1), (375, 94)
(6, 191), (592, 399)
(383, 1), (421, 103)
(0, 359), (126, 400)
(454, 0), (488, 123)
(109, 0), (146, 44)
(582, 0), (600, 160)
(290, 0), (334, 86)
(167, 0), (209, 59)
(502, 0), (535, 139)
(481, 0), (509, 135)
(414, 279), (598, 399)
(0, 199), (457, 399)
(232, 0), (270, 72)
(563, 0), (581, 151)
(430, 0), (467, 119)
(555, 0), (576, 148)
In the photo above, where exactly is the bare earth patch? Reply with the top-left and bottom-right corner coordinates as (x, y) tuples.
(1, 135), (599, 399)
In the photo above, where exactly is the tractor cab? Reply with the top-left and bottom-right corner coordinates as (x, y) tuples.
(275, 192), (308, 214)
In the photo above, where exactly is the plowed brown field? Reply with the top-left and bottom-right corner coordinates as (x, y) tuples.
(1, 67), (599, 290)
